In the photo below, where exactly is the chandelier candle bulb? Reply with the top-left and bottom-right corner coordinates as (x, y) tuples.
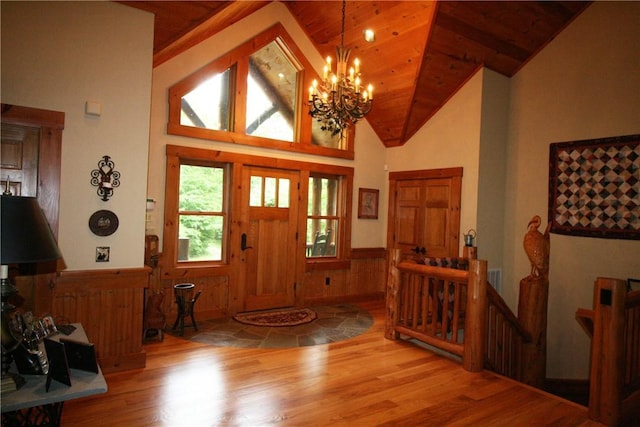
(354, 58), (360, 73)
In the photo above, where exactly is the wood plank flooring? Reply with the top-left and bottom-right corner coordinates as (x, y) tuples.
(61, 300), (601, 426)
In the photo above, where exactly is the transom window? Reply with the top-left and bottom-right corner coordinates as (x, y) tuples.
(167, 24), (355, 160)
(180, 67), (233, 131)
(246, 41), (297, 142)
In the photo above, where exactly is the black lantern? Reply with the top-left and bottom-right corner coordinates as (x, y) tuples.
(1, 195), (62, 388)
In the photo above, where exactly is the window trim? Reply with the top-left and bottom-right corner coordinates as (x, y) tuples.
(167, 24), (355, 160)
(177, 161), (230, 264)
(302, 168), (353, 271)
(163, 145), (353, 279)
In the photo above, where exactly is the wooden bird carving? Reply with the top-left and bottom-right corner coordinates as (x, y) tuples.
(523, 215), (551, 278)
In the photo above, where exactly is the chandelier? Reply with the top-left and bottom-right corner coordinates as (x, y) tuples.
(308, 0), (373, 136)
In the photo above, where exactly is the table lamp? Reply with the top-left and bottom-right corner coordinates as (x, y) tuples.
(1, 195), (62, 389)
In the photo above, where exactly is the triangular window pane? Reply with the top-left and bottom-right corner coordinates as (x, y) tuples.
(180, 67), (233, 131)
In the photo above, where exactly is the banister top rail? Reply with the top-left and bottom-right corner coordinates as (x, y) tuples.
(396, 260), (469, 282)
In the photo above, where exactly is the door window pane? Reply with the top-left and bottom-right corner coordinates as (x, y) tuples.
(278, 179), (290, 208)
(264, 177), (277, 207)
(250, 176), (263, 207)
(249, 175), (290, 208)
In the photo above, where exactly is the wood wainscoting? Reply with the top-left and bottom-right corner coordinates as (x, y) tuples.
(29, 268), (150, 373)
(302, 247), (387, 306)
(14, 249), (385, 374)
(148, 247), (387, 323)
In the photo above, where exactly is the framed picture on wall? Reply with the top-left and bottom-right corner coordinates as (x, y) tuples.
(358, 188), (379, 219)
(548, 133), (639, 240)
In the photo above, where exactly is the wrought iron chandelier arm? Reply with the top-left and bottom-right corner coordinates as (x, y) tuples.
(306, 0), (373, 137)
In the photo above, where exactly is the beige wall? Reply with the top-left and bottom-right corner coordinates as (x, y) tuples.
(503, 1), (640, 379)
(385, 68), (484, 258)
(477, 69), (510, 269)
(1, 1), (154, 270)
(146, 2), (388, 249)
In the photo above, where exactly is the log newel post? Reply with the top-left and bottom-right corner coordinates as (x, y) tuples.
(588, 277), (626, 425)
(385, 248), (401, 340)
(517, 274), (549, 388)
(463, 258), (487, 372)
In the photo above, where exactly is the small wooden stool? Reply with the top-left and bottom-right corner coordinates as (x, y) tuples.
(172, 283), (202, 336)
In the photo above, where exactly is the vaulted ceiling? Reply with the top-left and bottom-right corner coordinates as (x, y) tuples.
(118, 1), (590, 147)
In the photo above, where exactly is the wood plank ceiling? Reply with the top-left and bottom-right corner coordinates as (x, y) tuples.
(118, 1), (590, 147)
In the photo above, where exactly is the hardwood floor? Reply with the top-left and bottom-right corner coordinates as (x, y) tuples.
(61, 300), (601, 426)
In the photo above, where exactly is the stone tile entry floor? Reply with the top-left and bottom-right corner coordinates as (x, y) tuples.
(166, 304), (374, 349)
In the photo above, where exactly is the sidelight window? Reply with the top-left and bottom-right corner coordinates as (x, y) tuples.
(176, 163), (228, 263)
(307, 175), (341, 258)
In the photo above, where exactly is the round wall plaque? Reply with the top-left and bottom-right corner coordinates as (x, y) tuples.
(88, 210), (119, 236)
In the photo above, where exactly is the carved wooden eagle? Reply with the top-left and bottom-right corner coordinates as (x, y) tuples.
(523, 215), (551, 278)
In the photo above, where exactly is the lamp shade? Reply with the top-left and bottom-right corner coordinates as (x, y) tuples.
(1, 196), (61, 264)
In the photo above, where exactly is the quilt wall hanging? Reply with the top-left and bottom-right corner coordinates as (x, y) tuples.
(548, 134), (639, 240)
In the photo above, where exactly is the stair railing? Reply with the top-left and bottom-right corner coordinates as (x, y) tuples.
(485, 284), (531, 380)
(385, 249), (531, 379)
(576, 277), (640, 426)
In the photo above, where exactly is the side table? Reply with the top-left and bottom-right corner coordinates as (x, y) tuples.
(1, 323), (107, 426)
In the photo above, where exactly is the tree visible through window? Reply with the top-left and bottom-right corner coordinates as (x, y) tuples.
(178, 164), (227, 262)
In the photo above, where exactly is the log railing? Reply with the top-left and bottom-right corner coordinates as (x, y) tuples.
(576, 277), (640, 426)
(385, 249), (531, 379)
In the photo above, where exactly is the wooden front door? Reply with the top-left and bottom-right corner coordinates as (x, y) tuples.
(388, 168), (462, 258)
(240, 166), (299, 312)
